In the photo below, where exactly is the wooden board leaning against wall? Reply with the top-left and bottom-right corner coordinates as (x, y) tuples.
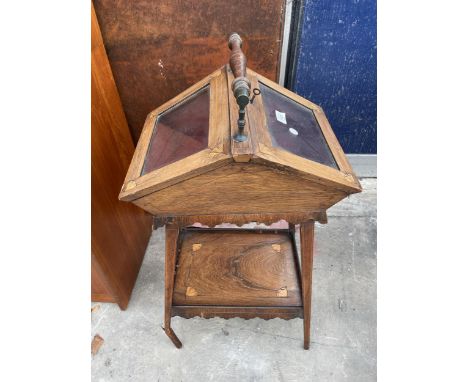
(91, 3), (152, 310)
(93, 0), (287, 143)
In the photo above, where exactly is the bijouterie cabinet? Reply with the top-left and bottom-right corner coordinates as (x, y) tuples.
(119, 34), (361, 349)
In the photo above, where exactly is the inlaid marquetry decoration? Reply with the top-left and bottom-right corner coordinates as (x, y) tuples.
(119, 34), (361, 350)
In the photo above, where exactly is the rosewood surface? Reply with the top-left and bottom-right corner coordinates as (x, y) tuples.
(162, 221), (316, 350)
(173, 229), (301, 307)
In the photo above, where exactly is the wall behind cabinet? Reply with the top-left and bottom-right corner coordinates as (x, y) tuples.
(94, 0), (287, 143)
(290, 0), (377, 154)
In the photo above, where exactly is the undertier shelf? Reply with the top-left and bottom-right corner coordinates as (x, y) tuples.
(172, 228), (304, 319)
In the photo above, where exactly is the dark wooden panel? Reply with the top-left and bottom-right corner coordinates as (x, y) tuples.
(92, 4), (152, 310)
(93, 0), (286, 142)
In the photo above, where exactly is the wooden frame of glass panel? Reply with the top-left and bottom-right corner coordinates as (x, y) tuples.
(120, 65), (361, 203)
(119, 68), (231, 201)
(246, 69), (361, 194)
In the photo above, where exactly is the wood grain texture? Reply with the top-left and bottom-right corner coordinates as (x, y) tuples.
(91, 4), (152, 309)
(164, 223), (182, 348)
(173, 230), (301, 307)
(132, 162), (348, 216)
(300, 221), (315, 350)
(91, 254), (116, 303)
(93, 0), (286, 142)
(208, 69), (230, 153)
(120, 149), (231, 202)
(247, 71), (273, 151)
(254, 145), (361, 194)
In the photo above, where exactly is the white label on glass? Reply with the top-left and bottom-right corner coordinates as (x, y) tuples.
(289, 127), (299, 136)
(275, 110), (287, 124)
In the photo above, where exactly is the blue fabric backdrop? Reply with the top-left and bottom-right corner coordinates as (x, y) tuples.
(292, 0), (377, 153)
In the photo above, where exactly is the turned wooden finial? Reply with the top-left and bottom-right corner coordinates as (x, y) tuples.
(228, 33), (251, 142)
(228, 33), (247, 79)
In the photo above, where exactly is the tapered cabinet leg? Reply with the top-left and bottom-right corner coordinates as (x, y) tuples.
(164, 223), (182, 349)
(300, 220), (315, 350)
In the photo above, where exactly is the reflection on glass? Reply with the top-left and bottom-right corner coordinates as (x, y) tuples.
(141, 86), (210, 175)
(259, 83), (338, 169)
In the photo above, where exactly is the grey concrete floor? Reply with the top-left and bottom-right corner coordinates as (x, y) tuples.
(92, 178), (376, 382)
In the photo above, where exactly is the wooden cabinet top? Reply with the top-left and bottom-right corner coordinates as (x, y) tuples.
(119, 38), (361, 218)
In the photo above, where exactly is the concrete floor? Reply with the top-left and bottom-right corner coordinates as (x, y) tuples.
(92, 178), (376, 382)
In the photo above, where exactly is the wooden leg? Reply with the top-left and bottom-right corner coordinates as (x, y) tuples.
(163, 223), (182, 349)
(300, 220), (315, 350)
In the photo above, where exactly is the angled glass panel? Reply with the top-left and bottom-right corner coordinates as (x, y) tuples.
(141, 86), (210, 175)
(259, 82), (338, 169)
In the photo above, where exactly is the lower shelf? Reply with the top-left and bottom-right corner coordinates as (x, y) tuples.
(172, 228), (304, 313)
